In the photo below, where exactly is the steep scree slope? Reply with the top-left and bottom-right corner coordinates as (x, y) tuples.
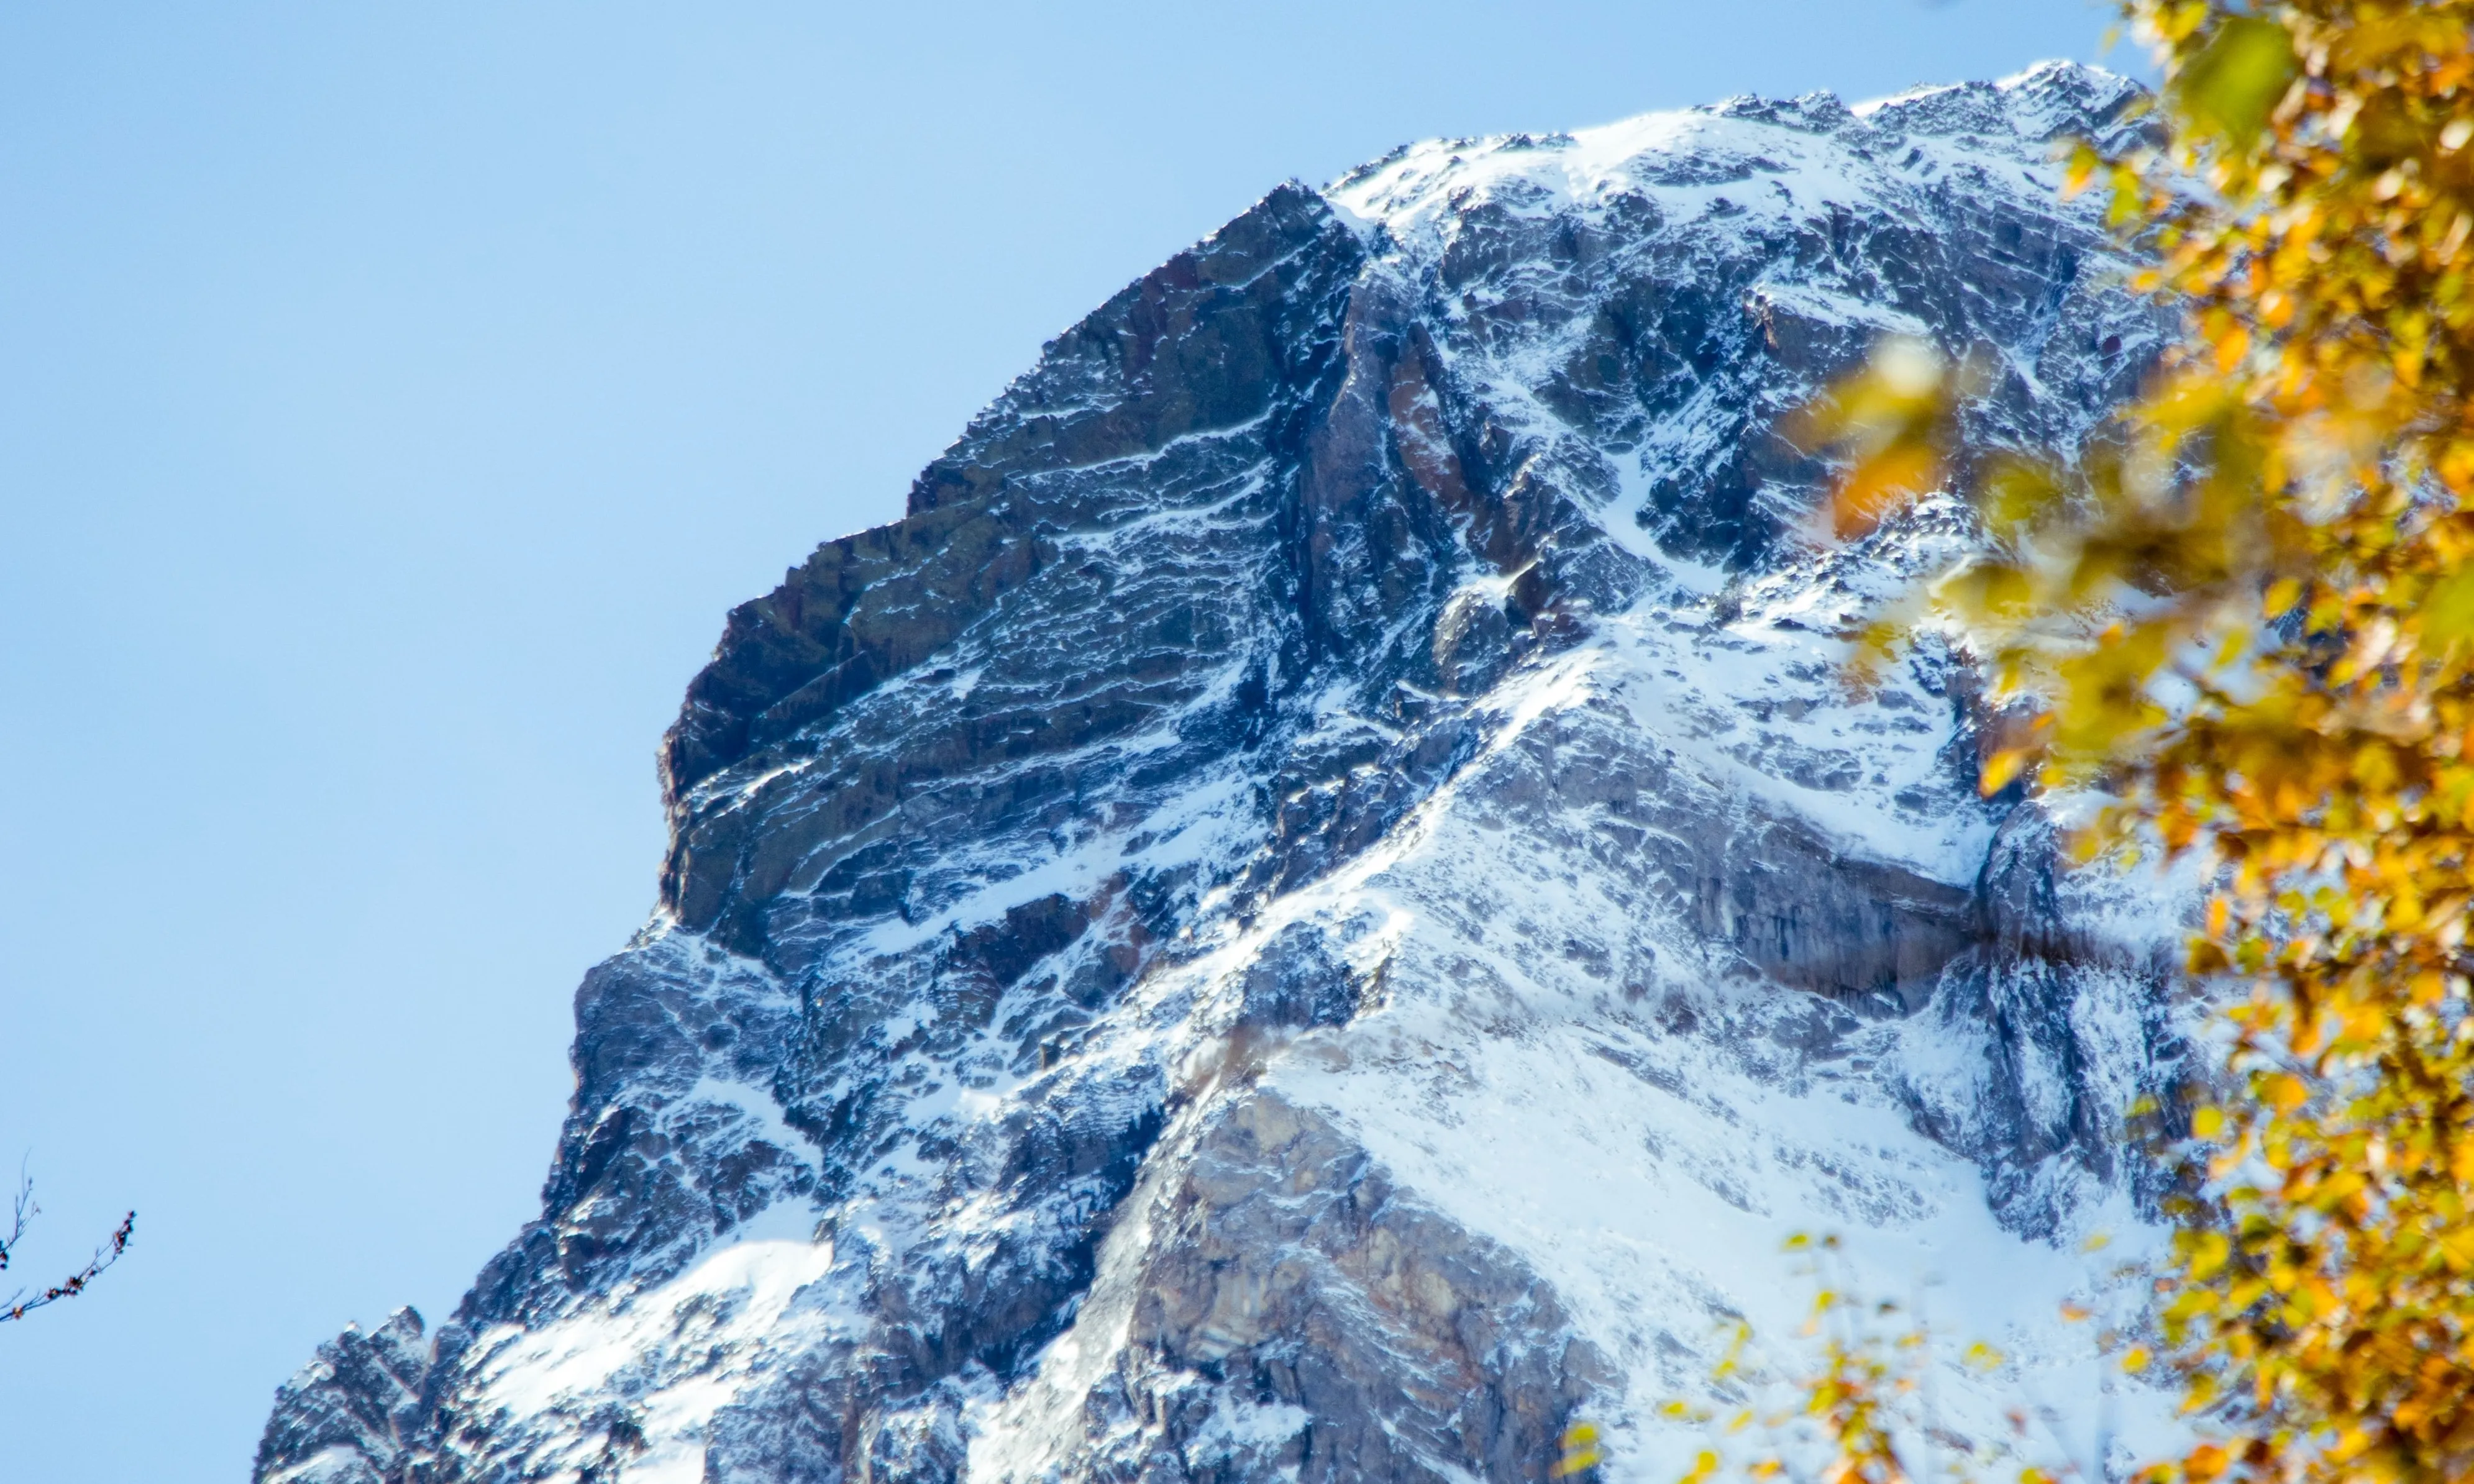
(258, 63), (2192, 1484)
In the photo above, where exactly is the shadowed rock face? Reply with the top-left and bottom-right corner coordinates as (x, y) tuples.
(258, 64), (2191, 1484)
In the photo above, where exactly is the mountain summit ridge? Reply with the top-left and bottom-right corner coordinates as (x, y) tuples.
(259, 63), (2190, 1484)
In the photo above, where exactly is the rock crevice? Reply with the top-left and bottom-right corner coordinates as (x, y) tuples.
(259, 64), (2189, 1484)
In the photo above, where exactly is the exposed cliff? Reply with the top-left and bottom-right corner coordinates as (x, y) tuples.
(259, 63), (2192, 1484)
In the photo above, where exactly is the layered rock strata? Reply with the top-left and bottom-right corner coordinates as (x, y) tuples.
(259, 63), (2188, 1484)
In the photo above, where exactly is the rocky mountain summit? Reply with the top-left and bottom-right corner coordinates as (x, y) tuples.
(258, 63), (2194, 1484)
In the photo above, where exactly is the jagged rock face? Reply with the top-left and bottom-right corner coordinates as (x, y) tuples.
(258, 64), (2194, 1484)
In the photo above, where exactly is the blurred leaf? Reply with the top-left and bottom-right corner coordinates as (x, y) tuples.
(1979, 745), (2035, 797)
(2175, 17), (2296, 147)
(2424, 567), (2474, 649)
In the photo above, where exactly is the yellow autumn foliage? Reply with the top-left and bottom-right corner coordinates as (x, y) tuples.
(1799, 3), (2474, 1482)
(1664, 1237), (1951, 1484)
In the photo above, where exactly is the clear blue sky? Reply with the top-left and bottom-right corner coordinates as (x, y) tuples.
(1, 2), (2125, 1476)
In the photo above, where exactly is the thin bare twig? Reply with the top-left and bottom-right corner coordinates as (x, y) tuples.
(0, 1172), (135, 1324)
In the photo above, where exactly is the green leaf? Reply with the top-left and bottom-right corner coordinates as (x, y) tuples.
(2425, 567), (2474, 649)
(2173, 16), (2297, 147)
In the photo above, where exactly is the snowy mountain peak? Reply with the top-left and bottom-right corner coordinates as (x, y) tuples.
(258, 62), (2188, 1484)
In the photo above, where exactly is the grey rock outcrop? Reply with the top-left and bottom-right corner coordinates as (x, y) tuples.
(255, 1309), (429, 1484)
(258, 62), (2189, 1484)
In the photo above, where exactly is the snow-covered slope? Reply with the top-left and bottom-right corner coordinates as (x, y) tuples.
(257, 63), (2193, 1484)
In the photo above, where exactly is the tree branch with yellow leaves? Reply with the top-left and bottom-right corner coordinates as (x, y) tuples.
(1800, 3), (2474, 1481)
